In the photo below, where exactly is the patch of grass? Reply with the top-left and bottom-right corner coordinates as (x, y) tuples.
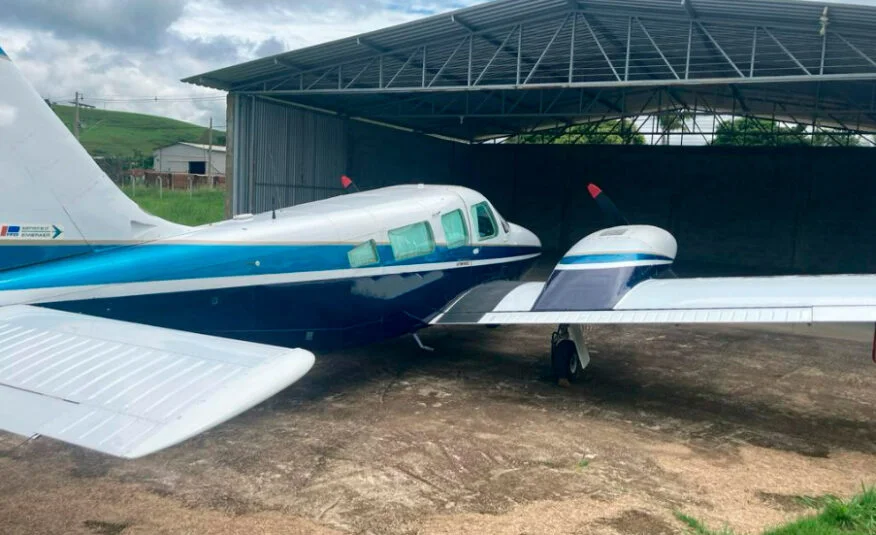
(675, 512), (734, 535)
(765, 489), (876, 535)
(794, 495), (838, 510)
(126, 186), (226, 226)
(52, 105), (224, 159)
(576, 458), (590, 470)
(676, 488), (876, 535)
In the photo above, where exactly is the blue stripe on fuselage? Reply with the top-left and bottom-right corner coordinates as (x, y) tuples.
(0, 243), (541, 291)
(559, 253), (673, 265)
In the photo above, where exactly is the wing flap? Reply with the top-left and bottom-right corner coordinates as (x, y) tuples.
(0, 305), (315, 458)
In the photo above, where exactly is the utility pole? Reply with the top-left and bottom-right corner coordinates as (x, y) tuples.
(207, 117), (213, 188)
(73, 91), (81, 140)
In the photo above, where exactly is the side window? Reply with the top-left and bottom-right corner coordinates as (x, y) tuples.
(471, 202), (499, 241)
(348, 240), (380, 268)
(388, 221), (435, 260)
(441, 210), (469, 249)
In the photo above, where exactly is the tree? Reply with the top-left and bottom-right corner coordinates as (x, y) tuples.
(657, 110), (693, 145)
(507, 119), (646, 145)
(712, 117), (862, 147)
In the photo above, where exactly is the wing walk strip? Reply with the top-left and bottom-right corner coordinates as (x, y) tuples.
(0, 305), (315, 458)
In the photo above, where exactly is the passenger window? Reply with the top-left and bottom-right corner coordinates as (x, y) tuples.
(471, 202), (499, 241)
(348, 240), (380, 268)
(388, 221), (435, 260)
(441, 210), (469, 249)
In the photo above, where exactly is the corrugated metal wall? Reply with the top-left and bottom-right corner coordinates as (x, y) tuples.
(347, 121), (471, 190)
(230, 96), (467, 215)
(231, 96), (349, 214)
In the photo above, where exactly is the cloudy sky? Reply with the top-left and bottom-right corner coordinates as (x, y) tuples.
(2, 0), (872, 129)
(0, 0), (486, 128)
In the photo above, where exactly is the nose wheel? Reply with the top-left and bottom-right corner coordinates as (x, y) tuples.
(551, 325), (591, 386)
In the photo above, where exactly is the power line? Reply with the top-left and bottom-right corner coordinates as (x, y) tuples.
(81, 95), (226, 103)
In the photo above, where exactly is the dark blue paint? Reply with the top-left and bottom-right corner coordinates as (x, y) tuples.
(45, 257), (538, 351)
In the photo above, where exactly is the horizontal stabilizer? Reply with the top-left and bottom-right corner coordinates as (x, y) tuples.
(0, 305), (315, 459)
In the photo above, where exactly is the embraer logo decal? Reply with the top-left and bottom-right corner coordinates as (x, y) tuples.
(0, 224), (63, 240)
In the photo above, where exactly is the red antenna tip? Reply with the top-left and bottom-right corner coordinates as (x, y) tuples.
(587, 183), (602, 199)
(341, 175), (353, 189)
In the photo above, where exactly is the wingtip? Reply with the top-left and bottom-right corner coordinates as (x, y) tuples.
(587, 183), (602, 199)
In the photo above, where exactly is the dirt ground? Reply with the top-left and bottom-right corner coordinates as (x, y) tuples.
(1, 324), (875, 535)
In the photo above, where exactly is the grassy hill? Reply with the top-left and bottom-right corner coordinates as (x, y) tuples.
(51, 104), (226, 159)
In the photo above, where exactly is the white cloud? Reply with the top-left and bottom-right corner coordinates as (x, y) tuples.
(0, 0), (486, 128)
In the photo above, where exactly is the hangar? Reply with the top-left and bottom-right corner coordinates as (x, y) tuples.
(185, 0), (876, 275)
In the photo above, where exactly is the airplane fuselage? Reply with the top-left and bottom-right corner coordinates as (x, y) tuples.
(0, 186), (542, 351)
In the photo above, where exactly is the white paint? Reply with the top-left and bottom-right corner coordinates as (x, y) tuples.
(557, 260), (674, 271)
(616, 275), (876, 310)
(0, 104), (17, 127)
(0, 305), (314, 459)
(558, 225), (678, 269)
(0, 55), (186, 244)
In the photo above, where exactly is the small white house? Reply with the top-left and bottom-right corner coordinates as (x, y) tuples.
(153, 142), (226, 175)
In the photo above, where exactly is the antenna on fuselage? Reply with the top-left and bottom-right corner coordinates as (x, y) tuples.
(272, 196), (277, 220)
(341, 175), (360, 194)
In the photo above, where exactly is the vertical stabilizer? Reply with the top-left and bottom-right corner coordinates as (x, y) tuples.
(0, 47), (188, 271)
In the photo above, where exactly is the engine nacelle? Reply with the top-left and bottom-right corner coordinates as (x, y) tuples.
(533, 225), (677, 311)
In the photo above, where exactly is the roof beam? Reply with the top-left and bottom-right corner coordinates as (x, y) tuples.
(836, 33), (876, 70)
(761, 27), (812, 76)
(696, 22), (745, 78)
(524, 13), (572, 84)
(636, 17), (680, 79)
(450, 14), (478, 33)
(274, 58), (308, 71)
(581, 15), (621, 81)
(454, 13), (573, 85)
(681, 0), (699, 19)
(356, 37), (390, 54)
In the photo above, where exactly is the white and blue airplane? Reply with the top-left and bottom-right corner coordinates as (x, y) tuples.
(2, 46), (876, 460)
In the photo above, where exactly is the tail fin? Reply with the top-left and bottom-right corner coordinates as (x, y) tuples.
(0, 48), (186, 271)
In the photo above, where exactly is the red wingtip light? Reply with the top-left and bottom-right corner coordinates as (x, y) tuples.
(341, 175), (354, 189)
(588, 183), (602, 199)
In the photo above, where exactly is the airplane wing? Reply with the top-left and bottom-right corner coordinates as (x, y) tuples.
(431, 276), (876, 326)
(0, 305), (314, 459)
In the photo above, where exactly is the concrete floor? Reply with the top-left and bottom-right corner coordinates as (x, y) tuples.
(1, 323), (875, 535)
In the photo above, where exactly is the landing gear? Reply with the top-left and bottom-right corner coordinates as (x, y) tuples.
(550, 325), (591, 385)
(413, 333), (435, 352)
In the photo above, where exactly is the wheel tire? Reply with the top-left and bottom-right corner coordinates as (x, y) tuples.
(551, 340), (582, 383)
